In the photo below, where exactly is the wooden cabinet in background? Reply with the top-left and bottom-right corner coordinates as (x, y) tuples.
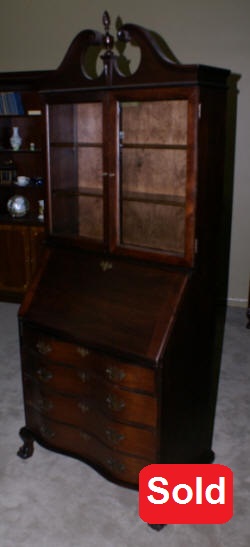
(0, 74), (48, 301)
(0, 223), (44, 300)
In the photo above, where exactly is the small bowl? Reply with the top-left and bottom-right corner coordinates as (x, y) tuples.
(15, 176), (30, 187)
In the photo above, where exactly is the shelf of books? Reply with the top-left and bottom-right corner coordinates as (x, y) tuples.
(0, 91), (25, 115)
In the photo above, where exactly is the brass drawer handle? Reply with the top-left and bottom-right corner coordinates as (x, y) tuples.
(36, 341), (52, 355)
(105, 428), (124, 446)
(105, 366), (125, 382)
(80, 431), (91, 442)
(36, 368), (53, 382)
(77, 402), (89, 414)
(40, 425), (55, 440)
(106, 458), (125, 473)
(105, 394), (125, 412)
(37, 398), (53, 412)
(77, 371), (87, 383)
(77, 347), (90, 358)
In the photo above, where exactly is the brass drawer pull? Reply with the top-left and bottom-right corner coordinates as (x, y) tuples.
(27, 397), (53, 413)
(77, 402), (89, 414)
(105, 394), (125, 412)
(36, 341), (52, 355)
(105, 366), (125, 382)
(36, 368), (53, 382)
(105, 428), (124, 446)
(80, 431), (91, 442)
(77, 371), (87, 383)
(37, 398), (53, 412)
(106, 458), (125, 473)
(77, 347), (90, 358)
(40, 425), (55, 440)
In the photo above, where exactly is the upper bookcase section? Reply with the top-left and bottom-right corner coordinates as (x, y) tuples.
(39, 11), (230, 93)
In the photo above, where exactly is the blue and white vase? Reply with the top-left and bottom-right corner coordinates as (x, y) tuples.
(10, 126), (22, 151)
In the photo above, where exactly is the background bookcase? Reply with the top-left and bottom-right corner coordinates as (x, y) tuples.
(0, 74), (47, 301)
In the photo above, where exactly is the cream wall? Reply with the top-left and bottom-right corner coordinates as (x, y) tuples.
(0, 0), (249, 307)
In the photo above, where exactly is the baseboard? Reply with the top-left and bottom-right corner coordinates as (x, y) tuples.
(227, 298), (248, 308)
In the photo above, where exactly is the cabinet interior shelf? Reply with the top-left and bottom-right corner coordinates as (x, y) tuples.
(120, 143), (188, 150)
(51, 142), (102, 148)
(0, 213), (44, 225)
(0, 148), (42, 153)
(0, 114), (42, 119)
(52, 187), (103, 197)
(51, 142), (187, 151)
(0, 183), (44, 191)
(122, 191), (185, 206)
(52, 187), (185, 206)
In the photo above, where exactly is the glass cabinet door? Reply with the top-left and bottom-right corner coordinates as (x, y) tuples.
(118, 99), (189, 257)
(48, 102), (104, 242)
(47, 94), (195, 263)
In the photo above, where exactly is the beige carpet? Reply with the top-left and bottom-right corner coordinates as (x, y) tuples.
(0, 303), (249, 546)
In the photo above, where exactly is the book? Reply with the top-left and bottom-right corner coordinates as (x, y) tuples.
(0, 92), (25, 115)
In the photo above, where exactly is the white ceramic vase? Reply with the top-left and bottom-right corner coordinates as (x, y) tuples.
(10, 126), (22, 150)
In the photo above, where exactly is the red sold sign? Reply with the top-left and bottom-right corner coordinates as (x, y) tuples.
(139, 464), (233, 524)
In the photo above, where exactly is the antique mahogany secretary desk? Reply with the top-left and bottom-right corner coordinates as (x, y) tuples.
(17, 12), (232, 526)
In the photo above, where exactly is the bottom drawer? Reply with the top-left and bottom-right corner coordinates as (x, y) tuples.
(26, 410), (153, 487)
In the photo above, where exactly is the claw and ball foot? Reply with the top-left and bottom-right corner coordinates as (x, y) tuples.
(148, 524), (166, 531)
(17, 427), (34, 459)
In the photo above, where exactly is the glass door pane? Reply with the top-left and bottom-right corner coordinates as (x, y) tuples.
(119, 100), (188, 255)
(48, 102), (103, 241)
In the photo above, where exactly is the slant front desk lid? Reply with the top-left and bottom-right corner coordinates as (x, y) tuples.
(20, 248), (189, 363)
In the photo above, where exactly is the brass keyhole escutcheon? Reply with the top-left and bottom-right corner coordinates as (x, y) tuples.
(100, 261), (113, 272)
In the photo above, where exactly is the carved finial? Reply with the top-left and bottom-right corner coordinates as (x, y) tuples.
(102, 11), (114, 51)
(103, 11), (110, 31)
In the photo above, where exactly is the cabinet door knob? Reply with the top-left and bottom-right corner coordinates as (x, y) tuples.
(105, 394), (125, 412)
